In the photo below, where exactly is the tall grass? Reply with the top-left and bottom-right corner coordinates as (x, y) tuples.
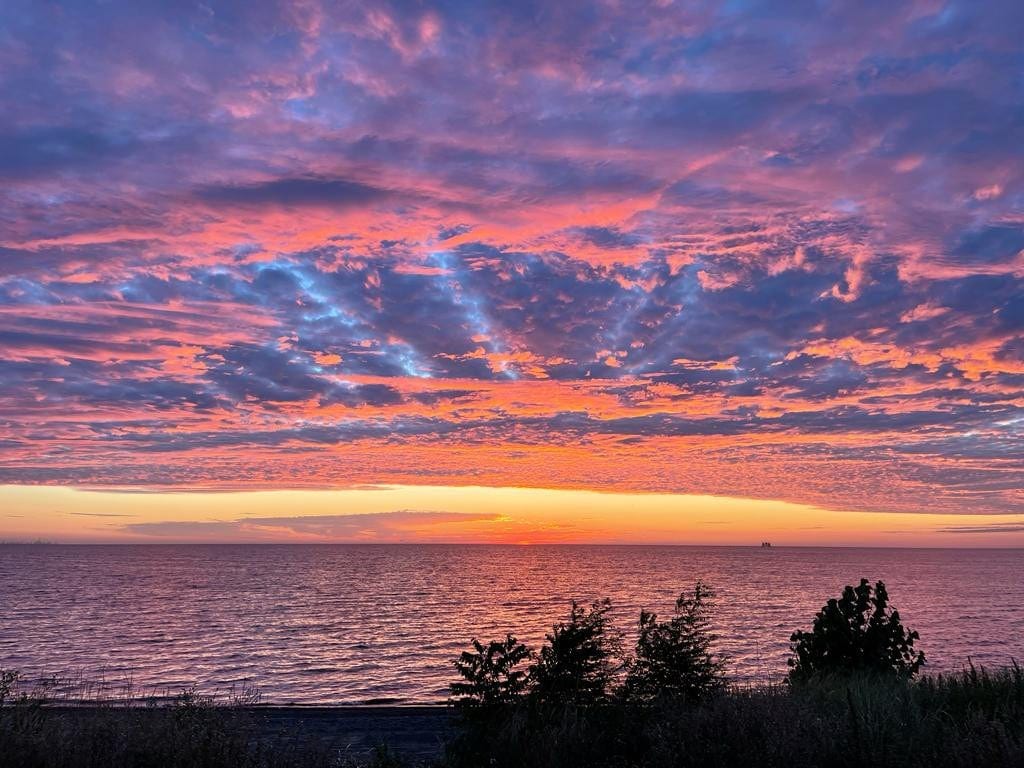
(444, 664), (1024, 768)
(0, 669), (402, 768)
(3, 665), (1023, 767)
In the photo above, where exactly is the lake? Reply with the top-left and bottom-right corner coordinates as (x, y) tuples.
(1, 544), (1022, 703)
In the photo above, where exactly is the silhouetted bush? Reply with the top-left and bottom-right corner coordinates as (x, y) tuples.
(789, 578), (925, 682)
(444, 666), (1024, 768)
(449, 634), (531, 707)
(530, 598), (621, 705)
(0, 668), (19, 707)
(623, 582), (727, 702)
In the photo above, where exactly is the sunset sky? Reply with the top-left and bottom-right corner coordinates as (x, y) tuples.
(1, 0), (1023, 545)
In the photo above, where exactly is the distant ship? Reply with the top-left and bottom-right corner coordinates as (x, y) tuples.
(760, 541), (772, 548)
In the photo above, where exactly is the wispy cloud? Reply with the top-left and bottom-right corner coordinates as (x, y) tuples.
(122, 510), (502, 542)
(66, 512), (136, 518)
(936, 522), (1024, 535)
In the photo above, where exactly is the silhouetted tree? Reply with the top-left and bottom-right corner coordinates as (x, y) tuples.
(789, 578), (925, 682)
(530, 599), (621, 704)
(450, 634), (532, 706)
(623, 582), (727, 702)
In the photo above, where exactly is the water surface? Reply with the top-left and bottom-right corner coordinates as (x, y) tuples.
(1, 545), (1021, 703)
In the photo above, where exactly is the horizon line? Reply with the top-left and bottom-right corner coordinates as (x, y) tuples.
(3, 540), (1023, 550)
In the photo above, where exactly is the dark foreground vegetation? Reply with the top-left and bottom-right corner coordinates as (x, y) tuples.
(3, 668), (1023, 768)
(0, 679), (408, 768)
(3, 580), (1023, 767)
(446, 666), (1024, 768)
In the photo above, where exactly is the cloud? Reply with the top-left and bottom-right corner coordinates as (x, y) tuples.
(936, 523), (1024, 535)
(66, 512), (135, 518)
(0, 0), (1023, 520)
(950, 225), (1024, 265)
(0, 126), (129, 178)
(195, 177), (392, 208)
(122, 510), (501, 541)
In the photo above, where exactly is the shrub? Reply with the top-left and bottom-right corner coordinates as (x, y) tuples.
(0, 668), (18, 707)
(623, 582), (727, 702)
(530, 598), (621, 705)
(444, 667), (1024, 768)
(789, 578), (924, 682)
(450, 634), (532, 707)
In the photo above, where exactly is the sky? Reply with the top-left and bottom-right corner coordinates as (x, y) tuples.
(1, 0), (1023, 545)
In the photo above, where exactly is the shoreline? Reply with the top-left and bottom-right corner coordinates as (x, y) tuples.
(33, 704), (456, 761)
(10, 668), (1024, 766)
(35, 701), (452, 710)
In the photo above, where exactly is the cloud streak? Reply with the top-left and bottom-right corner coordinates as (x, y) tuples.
(122, 510), (503, 542)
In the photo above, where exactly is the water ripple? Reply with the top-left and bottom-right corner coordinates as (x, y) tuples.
(1, 544), (1022, 703)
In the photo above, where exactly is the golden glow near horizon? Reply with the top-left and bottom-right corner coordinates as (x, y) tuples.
(2, 484), (1023, 547)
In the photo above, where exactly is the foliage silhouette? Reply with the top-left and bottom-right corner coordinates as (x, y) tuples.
(0, 668), (19, 707)
(530, 598), (621, 704)
(789, 578), (925, 682)
(444, 666), (1024, 768)
(450, 634), (532, 707)
(623, 582), (727, 702)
